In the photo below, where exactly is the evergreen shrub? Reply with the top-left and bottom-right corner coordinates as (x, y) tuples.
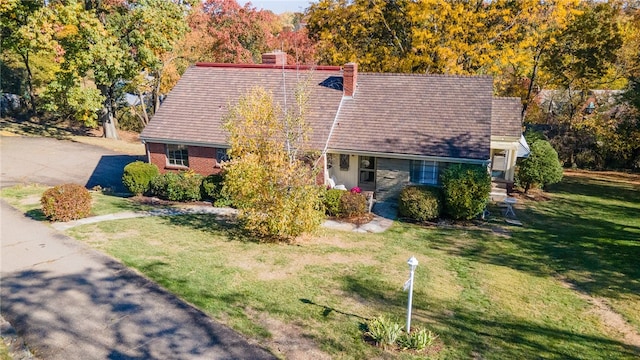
(398, 185), (442, 221)
(151, 170), (203, 201)
(122, 161), (159, 195)
(323, 189), (345, 216)
(340, 191), (367, 217)
(441, 164), (491, 220)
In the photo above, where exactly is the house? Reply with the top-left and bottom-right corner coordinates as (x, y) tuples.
(140, 51), (526, 202)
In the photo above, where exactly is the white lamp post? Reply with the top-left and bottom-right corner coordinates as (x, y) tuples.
(406, 256), (418, 333)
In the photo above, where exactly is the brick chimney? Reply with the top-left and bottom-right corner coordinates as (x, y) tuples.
(343, 62), (357, 97)
(262, 51), (287, 66)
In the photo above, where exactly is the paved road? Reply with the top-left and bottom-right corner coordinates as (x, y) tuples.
(0, 136), (277, 359)
(0, 136), (140, 191)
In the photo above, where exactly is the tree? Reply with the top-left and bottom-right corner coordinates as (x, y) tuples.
(543, 2), (622, 91)
(182, 0), (278, 64)
(1, 0), (46, 113)
(222, 86), (324, 241)
(516, 140), (563, 193)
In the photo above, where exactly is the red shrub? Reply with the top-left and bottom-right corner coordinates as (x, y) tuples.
(41, 184), (92, 222)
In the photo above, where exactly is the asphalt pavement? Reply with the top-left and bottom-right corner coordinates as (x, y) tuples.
(0, 136), (139, 191)
(0, 136), (277, 359)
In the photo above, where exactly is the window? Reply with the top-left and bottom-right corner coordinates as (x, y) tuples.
(216, 148), (229, 163)
(167, 144), (189, 167)
(410, 160), (439, 185)
(359, 156), (375, 190)
(339, 154), (350, 171)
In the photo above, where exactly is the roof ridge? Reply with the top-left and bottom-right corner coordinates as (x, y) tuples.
(360, 72), (493, 79)
(195, 63), (341, 71)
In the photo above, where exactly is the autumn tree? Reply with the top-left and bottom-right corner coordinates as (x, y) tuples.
(222, 86), (324, 242)
(181, 0), (278, 64)
(1, 0), (46, 113)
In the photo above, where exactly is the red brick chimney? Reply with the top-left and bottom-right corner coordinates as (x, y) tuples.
(262, 51), (287, 65)
(343, 62), (357, 97)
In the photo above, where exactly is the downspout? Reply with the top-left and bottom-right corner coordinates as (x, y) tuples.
(316, 96), (346, 183)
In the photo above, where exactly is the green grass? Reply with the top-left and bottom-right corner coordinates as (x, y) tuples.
(59, 172), (640, 359)
(0, 184), (151, 220)
(4, 173), (639, 359)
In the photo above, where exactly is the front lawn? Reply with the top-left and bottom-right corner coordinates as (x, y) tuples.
(2, 171), (638, 359)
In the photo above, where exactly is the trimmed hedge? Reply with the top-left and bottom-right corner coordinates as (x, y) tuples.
(201, 173), (225, 200)
(150, 170), (203, 201)
(323, 189), (345, 216)
(340, 191), (367, 217)
(41, 183), (92, 222)
(122, 161), (159, 195)
(441, 164), (491, 220)
(398, 185), (442, 221)
(202, 173), (233, 207)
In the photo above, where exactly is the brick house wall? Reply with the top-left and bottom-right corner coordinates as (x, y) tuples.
(146, 142), (221, 176)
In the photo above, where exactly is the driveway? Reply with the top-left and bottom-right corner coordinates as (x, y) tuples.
(0, 136), (140, 191)
(0, 136), (277, 359)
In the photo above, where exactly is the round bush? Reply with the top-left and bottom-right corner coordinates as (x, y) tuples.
(41, 184), (92, 222)
(441, 164), (491, 220)
(323, 189), (345, 216)
(398, 185), (442, 221)
(151, 170), (203, 201)
(516, 140), (563, 193)
(340, 191), (367, 217)
(122, 161), (159, 195)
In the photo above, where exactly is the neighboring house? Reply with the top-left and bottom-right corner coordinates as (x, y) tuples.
(535, 89), (624, 116)
(140, 51), (527, 202)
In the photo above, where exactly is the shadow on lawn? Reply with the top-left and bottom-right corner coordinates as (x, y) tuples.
(429, 306), (640, 359)
(161, 213), (254, 243)
(299, 298), (368, 320)
(424, 175), (640, 299)
(334, 264), (640, 358)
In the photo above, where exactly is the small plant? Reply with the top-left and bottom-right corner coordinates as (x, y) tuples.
(41, 183), (92, 222)
(397, 327), (439, 351)
(150, 170), (203, 201)
(350, 186), (362, 194)
(365, 316), (403, 349)
(122, 161), (159, 195)
(340, 191), (367, 217)
(323, 189), (345, 216)
(398, 185), (442, 221)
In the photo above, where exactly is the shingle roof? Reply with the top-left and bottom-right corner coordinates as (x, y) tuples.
(140, 65), (344, 150)
(142, 65), (511, 161)
(491, 97), (523, 139)
(330, 73), (494, 160)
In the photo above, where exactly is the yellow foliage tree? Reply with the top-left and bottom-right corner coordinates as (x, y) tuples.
(223, 86), (325, 242)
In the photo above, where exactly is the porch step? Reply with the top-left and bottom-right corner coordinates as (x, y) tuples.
(490, 181), (508, 202)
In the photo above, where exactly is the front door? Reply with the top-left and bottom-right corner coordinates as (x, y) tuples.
(358, 156), (376, 191)
(491, 151), (507, 180)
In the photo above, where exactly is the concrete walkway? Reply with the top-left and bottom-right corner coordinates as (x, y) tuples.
(1, 201), (276, 360)
(51, 204), (395, 233)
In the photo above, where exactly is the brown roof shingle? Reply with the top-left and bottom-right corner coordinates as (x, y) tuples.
(142, 65), (517, 162)
(491, 97), (523, 139)
(140, 65), (344, 150)
(330, 73), (494, 160)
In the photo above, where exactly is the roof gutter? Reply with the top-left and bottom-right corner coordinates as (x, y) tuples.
(139, 137), (229, 149)
(327, 148), (490, 165)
